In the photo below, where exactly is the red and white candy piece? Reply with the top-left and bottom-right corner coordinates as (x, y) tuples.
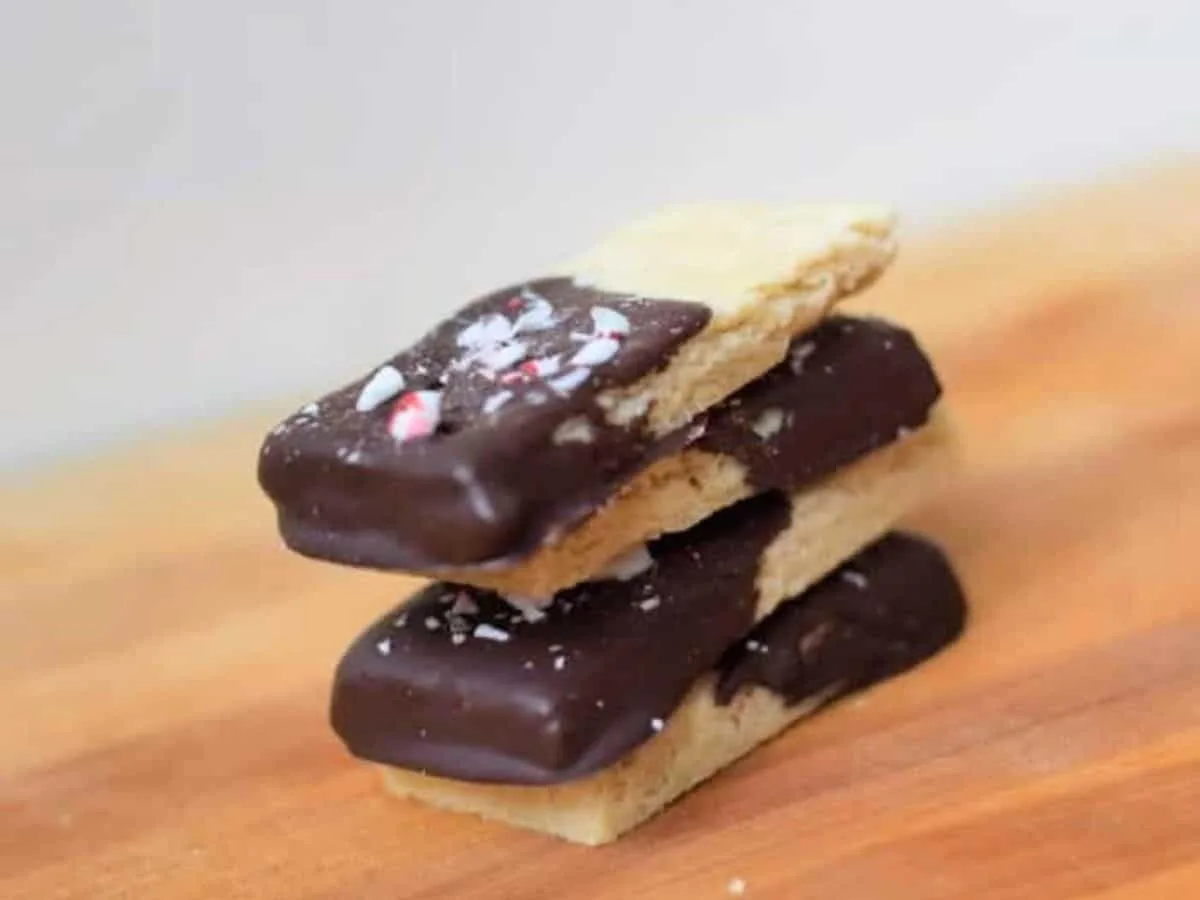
(513, 289), (556, 332)
(387, 390), (443, 442)
(590, 306), (631, 337)
(568, 306), (631, 367)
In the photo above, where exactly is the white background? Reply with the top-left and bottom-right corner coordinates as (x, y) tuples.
(2, 1), (1197, 470)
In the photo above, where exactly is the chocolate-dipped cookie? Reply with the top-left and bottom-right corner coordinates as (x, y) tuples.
(258, 205), (896, 571)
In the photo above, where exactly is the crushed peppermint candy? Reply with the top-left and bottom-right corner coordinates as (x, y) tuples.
(375, 637), (392, 656)
(482, 390), (515, 415)
(590, 307), (631, 337)
(393, 613), (408, 628)
(570, 336), (621, 367)
(553, 655), (567, 671)
(299, 402), (320, 417)
(841, 570), (869, 589)
(387, 390), (442, 442)
(451, 633), (466, 645)
(650, 717), (665, 733)
(553, 416), (596, 445)
(449, 595), (480, 617)
(473, 623), (511, 643)
(424, 616), (441, 631)
(503, 595), (550, 622)
(476, 339), (528, 374)
(547, 367), (591, 397)
(751, 408), (787, 441)
(457, 313), (514, 351)
(745, 639), (761, 652)
(356, 365), (406, 412)
(790, 340), (817, 373)
(513, 289), (556, 331)
(639, 596), (661, 612)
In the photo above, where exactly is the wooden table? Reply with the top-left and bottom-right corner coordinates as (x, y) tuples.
(4, 164), (1200, 899)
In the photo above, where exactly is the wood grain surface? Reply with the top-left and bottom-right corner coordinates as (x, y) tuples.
(4, 163), (1200, 899)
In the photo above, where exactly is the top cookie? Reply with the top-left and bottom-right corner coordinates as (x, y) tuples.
(258, 204), (897, 571)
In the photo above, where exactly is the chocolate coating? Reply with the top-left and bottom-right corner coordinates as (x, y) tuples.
(330, 522), (965, 786)
(258, 278), (711, 569)
(715, 533), (966, 705)
(698, 316), (941, 492)
(330, 493), (791, 785)
(260, 307), (940, 575)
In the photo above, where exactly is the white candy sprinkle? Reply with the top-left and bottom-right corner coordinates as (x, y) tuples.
(553, 416), (596, 445)
(483, 390), (514, 415)
(553, 656), (567, 671)
(745, 640), (761, 652)
(450, 595), (480, 617)
(650, 718), (665, 733)
(523, 660), (535, 669)
(376, 637), (391, 656)
(477, 339), (528, 373)
(356, 365), (406, 412)
(473, 623), (511, 643)
(514, 290), (556, 332)
(547, 367), (592, 397)
(728, 877), (747, 896)
(591, 307), (631, 336)
(639, 596), (661, 612)
(687, 421), (708, 443)
(841, 570), (869, 589)
(452, 465), (498, 522)
(300, 402), (320, 417)
(527, 390), (549, 405)
(457, 313), (513, 350)
(599, 545), (654, 582)
(345, 448), (364, 464)
(424, 616), (441, 631)
(751, 408), (787, 440)
(570, 336), (621, 368)
(790, 341), (817, 373)
(503, 595), (550, 622)
(548, 644), (563, 653)
(596, 699), (606, 709)
(393, 613), (408, 628)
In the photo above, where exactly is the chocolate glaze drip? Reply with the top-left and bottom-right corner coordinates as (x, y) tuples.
(715, 533), (966, 705)
(330, 493), (791, 785)
(258, 278), (711, 569)
(698, 316), (941, 491)
(331, 528), (965, 786)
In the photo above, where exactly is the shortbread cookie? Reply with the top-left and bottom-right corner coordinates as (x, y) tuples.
(444, 315), (941, 597)
(376, 533), (967, 844)
(330, 416), (952, 786)
(259, 205), (896, 570)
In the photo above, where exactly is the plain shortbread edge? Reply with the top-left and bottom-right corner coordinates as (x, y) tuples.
(569, 204), (899, 435)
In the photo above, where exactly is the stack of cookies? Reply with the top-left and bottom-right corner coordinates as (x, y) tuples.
(258, 205), (967, 845)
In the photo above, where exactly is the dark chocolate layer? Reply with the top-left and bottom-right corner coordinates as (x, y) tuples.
(260, 308), (940, 575)
(715, 533), (966, 705)
(330, 493), (791, 785)
(698, 316), (941, 492)
(259, 278), (711, 569)
(330, 525), (965, 786)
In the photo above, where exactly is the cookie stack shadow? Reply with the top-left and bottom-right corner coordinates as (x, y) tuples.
(258, 205), (967, 845)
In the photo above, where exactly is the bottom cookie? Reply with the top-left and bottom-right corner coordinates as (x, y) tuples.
(379, 534), (966, 845)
